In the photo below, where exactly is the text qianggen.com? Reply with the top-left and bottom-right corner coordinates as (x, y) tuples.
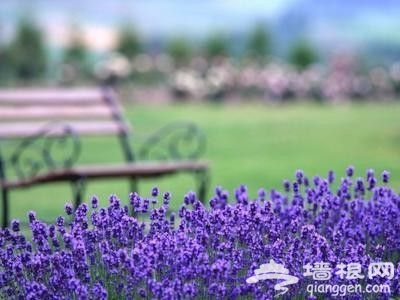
(306, 283), (391, 297)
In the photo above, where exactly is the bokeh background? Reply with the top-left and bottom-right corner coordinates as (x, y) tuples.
(1, 0), (400, 222)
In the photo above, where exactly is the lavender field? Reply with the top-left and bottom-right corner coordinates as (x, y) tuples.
(1, 167), (400, 298)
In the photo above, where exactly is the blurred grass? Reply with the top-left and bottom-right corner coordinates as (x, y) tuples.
(4, 101), (400, 224)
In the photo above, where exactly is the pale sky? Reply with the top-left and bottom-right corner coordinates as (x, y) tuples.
(1, 0), (400, 54)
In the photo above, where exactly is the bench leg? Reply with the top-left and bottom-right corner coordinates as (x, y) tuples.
(196, 170), (209, 204)
(71, 178), (86, 209)
(129, 178), (138, 194)
(1, 188), (9, 228)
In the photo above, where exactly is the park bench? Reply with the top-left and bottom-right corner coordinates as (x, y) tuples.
(0, 86), (209, 228)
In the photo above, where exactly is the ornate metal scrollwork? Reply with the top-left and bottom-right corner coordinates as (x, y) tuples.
(137, 122), (206, 161)
(7, 123), (81, 180)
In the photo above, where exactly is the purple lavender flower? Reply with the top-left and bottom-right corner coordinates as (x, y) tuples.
(151, 187), (159, 197)
(382, 170), (390, 183)
(313, 176), (321, 186)
(129, 192), (140, 207)
(184, 195), (190, 206)
(138, 288), (146, 298)
(56, 216), (64, 227)
(368, 176), (377, 190)
(65, 203), (73, 215)
(28, 211), (36, 223)
(295, 169), (304, 184)
(283, 180), (291, 192)
(366, 168), (375, 180)
(346, 165), (355, 177)
(257, 188), (266, 200)
(91, 196), (99, 209)
(293, 182), (299, 193)
(328, 170), (335, 184)
(163, 192), (171, 201)
(92, 283), (107, 300)
(11, 219), (20, 232)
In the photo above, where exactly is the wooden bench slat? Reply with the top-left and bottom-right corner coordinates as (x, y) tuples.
(0, 121), (130, 138)
(1, 161), (209, 189)
(0, 105), (113, 120)
(0, 88), (103, 105)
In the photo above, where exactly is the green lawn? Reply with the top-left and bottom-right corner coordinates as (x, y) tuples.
(3, 101), (400, 224)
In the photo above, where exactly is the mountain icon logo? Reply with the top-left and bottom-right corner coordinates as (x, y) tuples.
(246, 259), (299, 296)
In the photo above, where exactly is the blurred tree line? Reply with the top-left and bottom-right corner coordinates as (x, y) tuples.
(0, 17), (46, 83)
(0, 15), (318, 85)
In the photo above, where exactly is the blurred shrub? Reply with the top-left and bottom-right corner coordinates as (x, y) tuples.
(288, 39), (318, 70)
(0, 45), (13, 83)
(166, 37), (192, 67)
(116, 24), (142, 59)
(204, 33), (230, 60)
(61, 23), (90, 82)
(6, 16), (47, 81)
(246, 23), (271, 63)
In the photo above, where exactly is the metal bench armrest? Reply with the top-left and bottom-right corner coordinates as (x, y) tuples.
(137, 121), (206, 161)
(3, 122), (81, 181)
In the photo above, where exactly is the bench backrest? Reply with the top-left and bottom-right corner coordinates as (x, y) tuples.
(0, 86), (134, 181)
(0, 87), (130, 138)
